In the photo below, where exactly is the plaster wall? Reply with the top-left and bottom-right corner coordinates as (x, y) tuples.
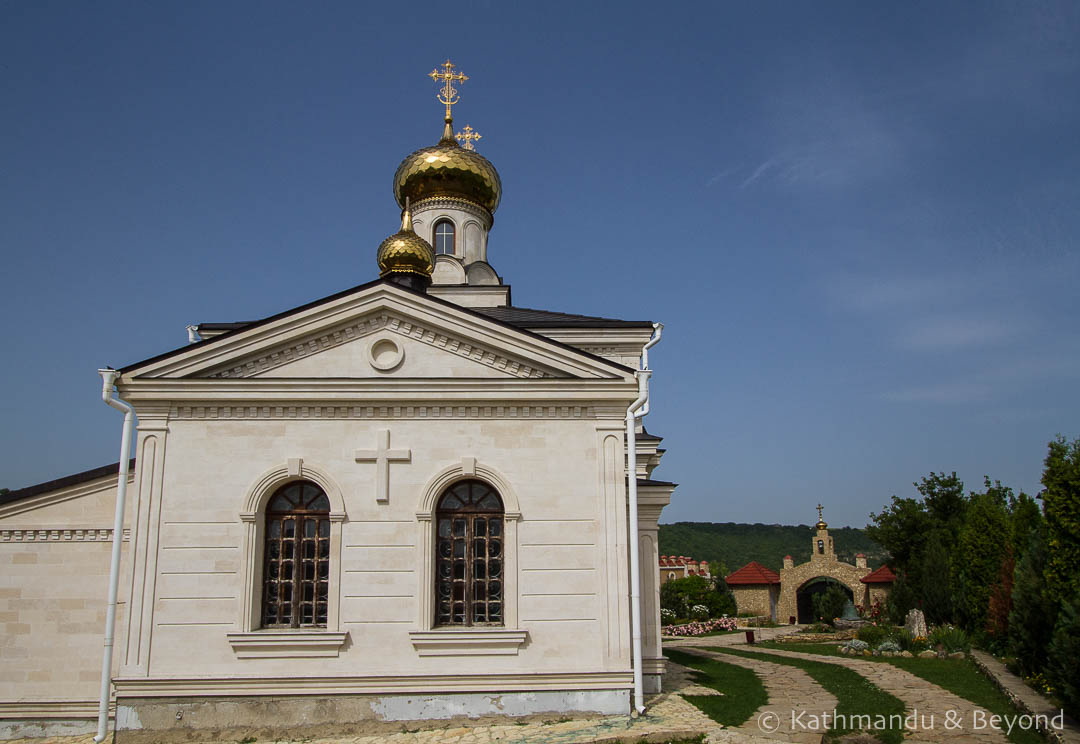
(118, 412), (634, 691)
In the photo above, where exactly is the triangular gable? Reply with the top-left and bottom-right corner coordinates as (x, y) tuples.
(120, 281), (634, 382)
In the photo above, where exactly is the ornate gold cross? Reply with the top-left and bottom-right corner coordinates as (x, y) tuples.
(456, 125), (482, 151)
(816, 503), (824, 521)
(429, 59), (468, 119)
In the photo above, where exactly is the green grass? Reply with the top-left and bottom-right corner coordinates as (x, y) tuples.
(708, 646), (906, 744)
(754, 642), (1043, 744)
(664, 649), (767, 727)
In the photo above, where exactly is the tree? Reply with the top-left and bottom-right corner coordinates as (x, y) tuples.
(919, 472), (967, 543)
(659, 575), (734, 618)
(985, 550), (1015, 648)
(1041, 436), (1080, 609)
(1047, 596), (1080, 718)
(885, 572), (917, 625)
(866, 495), (934, 576)
(1009, 491), (1043, 560)
(920, 531), (953, 625)
(951, 482), (1009, 632)
(0, 488), (9, 496)
(1008, 528), (1056, 677)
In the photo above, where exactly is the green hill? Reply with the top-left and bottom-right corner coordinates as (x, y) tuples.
(658, 522), (888, 575)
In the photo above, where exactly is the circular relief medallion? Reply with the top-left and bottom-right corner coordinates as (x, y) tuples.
(367, 337), (404, 372)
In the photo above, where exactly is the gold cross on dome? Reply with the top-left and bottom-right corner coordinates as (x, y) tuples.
(429, 59), (468, 119)
(456, 125), (482, 151)
(816, 503), (824, 521)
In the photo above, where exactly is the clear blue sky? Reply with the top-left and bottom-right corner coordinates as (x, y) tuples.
(3, 1), (1078, 527)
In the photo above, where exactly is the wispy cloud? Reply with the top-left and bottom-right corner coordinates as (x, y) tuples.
(897, 315), (1024, 351)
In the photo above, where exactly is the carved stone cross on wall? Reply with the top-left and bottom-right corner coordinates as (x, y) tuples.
(355, 429), (411, 504)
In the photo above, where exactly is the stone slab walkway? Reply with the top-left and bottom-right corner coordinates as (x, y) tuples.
(734, 646), (1010, 744)
(677, 647), (836, 744)
(971, 650), (1080, 744)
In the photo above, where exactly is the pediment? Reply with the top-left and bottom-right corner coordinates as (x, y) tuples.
(122, 283), (631, 382)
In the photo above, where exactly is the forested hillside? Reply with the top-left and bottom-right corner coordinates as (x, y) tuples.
(658, 522), (888, 574)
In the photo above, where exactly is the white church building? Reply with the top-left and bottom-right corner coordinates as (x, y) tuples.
(0, 63), (676, 741)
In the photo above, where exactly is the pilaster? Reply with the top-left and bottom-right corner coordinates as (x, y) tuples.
(638, 484), (672, 692)
(121, 404), (170, 676)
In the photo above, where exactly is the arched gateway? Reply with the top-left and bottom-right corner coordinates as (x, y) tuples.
(727, 507), (895, 623)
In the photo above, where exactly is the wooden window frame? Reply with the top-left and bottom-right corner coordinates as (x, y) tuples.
(261, 481), (331, 629)
(434, 480), (504, 627)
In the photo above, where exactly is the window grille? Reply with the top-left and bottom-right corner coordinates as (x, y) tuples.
(435, 480), (504, 626)
(262, 481), (330, 628)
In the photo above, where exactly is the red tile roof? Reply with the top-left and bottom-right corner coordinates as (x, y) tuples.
(860, 565), (897, 584)
(725, 561), (781, 585)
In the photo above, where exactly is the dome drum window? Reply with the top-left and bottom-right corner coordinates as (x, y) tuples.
(433, 219), (456, 256)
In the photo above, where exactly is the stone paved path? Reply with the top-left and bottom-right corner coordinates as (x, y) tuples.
(734, 646), (1011, 744)
(676, 647), (837, 744)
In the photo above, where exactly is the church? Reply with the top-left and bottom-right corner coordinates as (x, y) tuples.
(0, 62), (676, 740)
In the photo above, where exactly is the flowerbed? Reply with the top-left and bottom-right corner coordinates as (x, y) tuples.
(662, 616), (738, 636)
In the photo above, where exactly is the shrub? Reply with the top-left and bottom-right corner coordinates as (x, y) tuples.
(893, 629), (929, 653)
(928, 624), (969, 653)
(812, 584), (850, 625)
(663, 616), (737, 637)
(876, 640), (901, 653)
(842, 639), (869, 652)
(690, 604), (710, 621)
(857, 624), (888, 647)
(660, 608), (677, 624)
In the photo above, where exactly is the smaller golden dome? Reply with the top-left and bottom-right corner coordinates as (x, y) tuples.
(377, 206), (434, 278)
(815, 520), (828, 531)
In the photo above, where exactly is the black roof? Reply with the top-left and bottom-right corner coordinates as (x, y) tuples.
(195, 307), (651, 335)
(473, 306), (653, 329)
(1, 459), (134, 508)
(636, 478), (678, 488)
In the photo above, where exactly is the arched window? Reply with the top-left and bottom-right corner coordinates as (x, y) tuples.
(262, 481), (330, 628)
(435, 480), (504, 626)
(817, 539), (824, 554)
(433, 219), (455, 255)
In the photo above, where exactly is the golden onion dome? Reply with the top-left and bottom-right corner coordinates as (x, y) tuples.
(815, 520), (828, 531)
(393, 118), (502, 214)
(377, 206), (434, 278)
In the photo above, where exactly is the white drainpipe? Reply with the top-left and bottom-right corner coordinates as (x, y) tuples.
(626, 322), (662, 714)
(94, 369), (136, 743)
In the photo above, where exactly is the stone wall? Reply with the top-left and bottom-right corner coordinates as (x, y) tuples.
(0, 473), (135, 736)
(731, 585), (779, 619)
